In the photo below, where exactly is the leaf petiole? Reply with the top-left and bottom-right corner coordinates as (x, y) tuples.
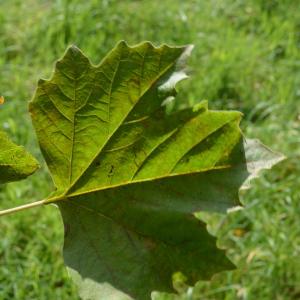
(0, 199), (46, 217)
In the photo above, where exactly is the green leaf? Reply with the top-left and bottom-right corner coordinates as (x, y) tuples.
(0, 130), (39, 184)
(30, 42), (284, 300)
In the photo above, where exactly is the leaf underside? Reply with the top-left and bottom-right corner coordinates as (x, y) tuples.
(0, 130), (39, 184)
(30, 41), (284, 300)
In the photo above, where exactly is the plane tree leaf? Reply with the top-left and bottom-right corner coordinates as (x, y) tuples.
(29, 42), (284, 300)
(0, 130), (39, 184)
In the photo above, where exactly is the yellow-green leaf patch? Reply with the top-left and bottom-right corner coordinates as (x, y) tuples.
(0, 131), (39, 184)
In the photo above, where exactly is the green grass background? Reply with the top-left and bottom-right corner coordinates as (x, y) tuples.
(0, 0), (299, 299)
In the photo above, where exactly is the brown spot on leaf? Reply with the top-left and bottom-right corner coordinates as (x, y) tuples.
(144, 237), (157, 250)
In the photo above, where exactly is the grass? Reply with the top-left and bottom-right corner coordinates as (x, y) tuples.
(0, 0), (299, 299)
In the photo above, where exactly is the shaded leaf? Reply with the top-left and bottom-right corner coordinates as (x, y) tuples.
(30, 42), (284, 299)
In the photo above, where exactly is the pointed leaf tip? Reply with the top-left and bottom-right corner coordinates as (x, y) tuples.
(65, 44), (84, 57)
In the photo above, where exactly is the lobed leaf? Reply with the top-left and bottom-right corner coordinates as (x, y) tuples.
(30, 42), (284, 300)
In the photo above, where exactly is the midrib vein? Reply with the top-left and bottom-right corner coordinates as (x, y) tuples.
(69, 64), (78, 184)
(48, 164), (231, 203)
(64, 51), (184, 196)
